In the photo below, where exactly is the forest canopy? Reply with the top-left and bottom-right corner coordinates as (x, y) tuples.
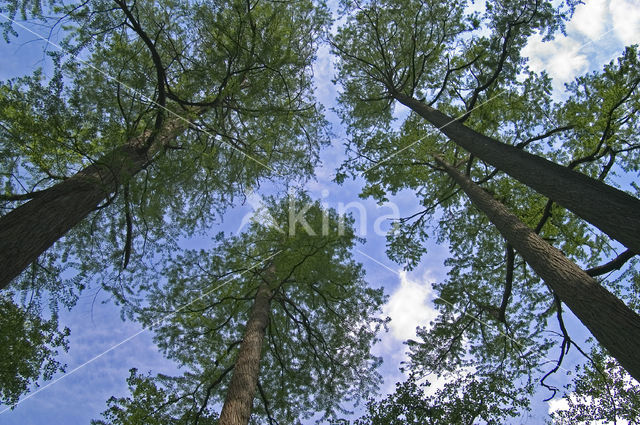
(0, 0), (639, 424)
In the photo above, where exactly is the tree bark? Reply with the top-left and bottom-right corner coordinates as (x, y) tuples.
(0, 117), (188, 289)
(219, 282), (272, 425)
(393, 92), (640, 254)
(434, 155), (640, 383)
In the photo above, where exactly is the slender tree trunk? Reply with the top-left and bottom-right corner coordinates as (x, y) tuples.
(393, 92), (640, 254)
(219, 282), (272, 425)
(0, 117), (188, 289)
(434, 155), (640, 383)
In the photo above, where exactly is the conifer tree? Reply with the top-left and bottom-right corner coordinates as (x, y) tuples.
(93, 195), (387, 425)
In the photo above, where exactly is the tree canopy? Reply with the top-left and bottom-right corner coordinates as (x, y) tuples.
(332, 0), (640, 421)
(0, 294), (69, 405)
(0, 0), (330, 290)
(1, 0), (640, 422)
(0, 0), (330, 409)
(92, 195), (387, 424)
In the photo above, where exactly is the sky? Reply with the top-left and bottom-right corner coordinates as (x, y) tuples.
(1, 0), (640, 423)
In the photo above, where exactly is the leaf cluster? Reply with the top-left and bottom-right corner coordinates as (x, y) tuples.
(0, 293), (69, 406)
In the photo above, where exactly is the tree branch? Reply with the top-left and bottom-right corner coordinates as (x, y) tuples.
(586, 249), (637, 277)
(497, 244), (514, 323)
(257, 379), (279, 425)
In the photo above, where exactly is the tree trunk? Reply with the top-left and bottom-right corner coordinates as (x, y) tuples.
(0, 117), (188, 289)
(219, 282), (272, 425)
(434, 155), (640, 383)
(393, 92), (640, 254)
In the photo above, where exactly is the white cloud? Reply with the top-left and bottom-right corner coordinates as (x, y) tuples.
(609, 0), (640, 46)
(371, 267), (475, 401)
(522, 33), (589, 91)
(383, 270), (438, 342)
(547, 394), (629, 425)
(521, 0), (640, 96)
(547, 396), (570, 415)
(313, 43), (338, 110)
(568, 0), (608, 40)
(372, 268), (438, 385)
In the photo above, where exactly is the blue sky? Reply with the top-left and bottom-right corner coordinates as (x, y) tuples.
(1, 0), (639, 423)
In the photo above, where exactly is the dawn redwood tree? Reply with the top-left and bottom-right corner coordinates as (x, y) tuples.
(0, 0), (328, 408)
(333, 0), (640, 416)
(353, 147), (640, 422)
(217, 279), (272, 425)
(0, 0), (329, 290)
(92, 195), (386, 425)
(432, 155), (640, 382)
(332, 0), (640, 253)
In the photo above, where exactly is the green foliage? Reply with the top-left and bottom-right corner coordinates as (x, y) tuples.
(0, 294), (69, 406)
(0, 65), (94, 193)
(0, 0), (58, 40)
(94, 194), (388, 424)
(549, 347), (640, 424)
(92, 368), (219, 425)
(0, 0), (331, 410)
(354, 374), (530, 424)
(333, 0), (640, 422)
(554, 45), (640, 180)
(1, 0), (330, 300)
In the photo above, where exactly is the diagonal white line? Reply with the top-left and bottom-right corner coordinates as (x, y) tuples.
(0, 12), (277, 174)
(0, 249), (282, 413)
(362, 24), (623, 176)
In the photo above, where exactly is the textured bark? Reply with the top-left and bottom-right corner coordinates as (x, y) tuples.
(219, 283), (272, 425)
(394, 92), (640, 253)
(435, 156), (640, 383)
(0, 117), (188, 289)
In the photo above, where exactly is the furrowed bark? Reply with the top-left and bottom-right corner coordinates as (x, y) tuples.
(394, 92), (640, 253)
(0, 117), (188, 289)
(219, 282), (272, 425)
(434, 156), (640, 383)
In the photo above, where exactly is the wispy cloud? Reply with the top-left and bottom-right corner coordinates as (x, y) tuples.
(522, 0), (640, 95)
(523, 34), (589, 90)
(609, 0), (640, 45)
(568, 0), (608, 40)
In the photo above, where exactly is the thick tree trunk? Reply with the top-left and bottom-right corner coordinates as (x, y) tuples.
(394, 92), (640, 254)
(219, 282), (272, 425)
(434, 156), (640, 383)
(0, 117), (187, 289)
